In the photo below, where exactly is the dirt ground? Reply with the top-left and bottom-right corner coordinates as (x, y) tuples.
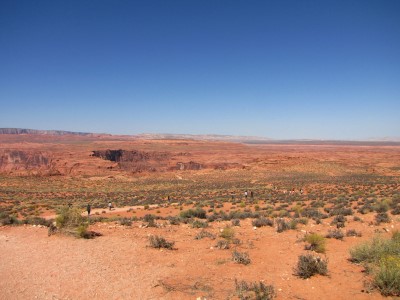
(1, 215), (397, 300)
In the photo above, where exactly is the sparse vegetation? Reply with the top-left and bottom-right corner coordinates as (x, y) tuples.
(350, 233), (400, 296)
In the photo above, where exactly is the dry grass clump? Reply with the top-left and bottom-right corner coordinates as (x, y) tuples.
(232, 250), (251, 265)
(148, 235), (175, 250)
(304, 233), (326, 253)
(235, 279), (276, 300)
(294, 254), (328, 279)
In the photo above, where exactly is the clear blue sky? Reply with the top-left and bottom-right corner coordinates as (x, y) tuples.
(1, 0), (399, 139)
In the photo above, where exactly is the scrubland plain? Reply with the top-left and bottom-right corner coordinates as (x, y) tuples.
(1, 133), (400, 299)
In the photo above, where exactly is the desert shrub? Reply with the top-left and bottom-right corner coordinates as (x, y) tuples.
(330, 215), (346, 228)
(55, 207), (84, 229)
(235, 279), (276, 300)
(232, 238), (241, 245)
(220, 226), (235, 241)
(216, 239), (230, 249)
(375, 213), (390, 225)
(304, 233), (326, 253)
(143, 214), (155, 222)
(149, 235), (175, 249)
(302, 208), (323, 219)
(350, 236), (400, 265)
(358, 204), (374, 214)
(167, 216), (181, 225)
(374, 200), (390, 213)
(119, 218), (132, 226)
(22, 217), (52, 227)
(373, 255), (400, 296)
(294, 254), (328, 279)
(143, 214), (158, 227)
(329, 207), (353, 216)
(346, 229), (362, 237)
(252, 217), (273, 228)
(350, 234), (400, 296)
(297, 217), (308, 225)
(180, 208), (206, 219)
(326, 229), (344, 240)
(0, 213), (21, 226)
(276, 218), (290, 233)
(353, 216), (362, 222)
(232, 250), (251, 265)
(392, 230), (400, 242)
(195, 230), (216, 240)
(232, 219), (240, 226)
(391, 206), (400, 215)
(191, 220), (208, 228)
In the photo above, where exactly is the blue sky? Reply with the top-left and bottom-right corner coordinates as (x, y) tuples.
(1, 1), (399, 139)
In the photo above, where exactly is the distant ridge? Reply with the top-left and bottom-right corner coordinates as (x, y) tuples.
(1, 128), (399, 144)
(0, 128), (92, 136)
(137, 133), (273, 142)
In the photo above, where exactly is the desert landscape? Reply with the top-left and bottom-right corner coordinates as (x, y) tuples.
(1, 131), (400, 299)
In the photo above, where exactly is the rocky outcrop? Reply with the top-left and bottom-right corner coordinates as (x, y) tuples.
(91, 149), (171, 172)
(0, 150), (52, 174)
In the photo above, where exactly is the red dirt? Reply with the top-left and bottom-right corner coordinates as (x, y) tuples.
(1, 217), (397, 299)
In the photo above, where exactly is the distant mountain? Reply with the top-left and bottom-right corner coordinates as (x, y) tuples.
(0, 128), (92, 136)
(137, 133), (273, 142)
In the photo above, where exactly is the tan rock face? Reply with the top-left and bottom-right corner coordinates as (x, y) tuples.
(0, 150), (51, 172)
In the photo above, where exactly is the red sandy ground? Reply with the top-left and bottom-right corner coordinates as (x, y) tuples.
(1, 215), (397, 300)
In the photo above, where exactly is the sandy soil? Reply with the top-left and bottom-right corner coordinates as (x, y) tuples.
(1, 216), (397, 300)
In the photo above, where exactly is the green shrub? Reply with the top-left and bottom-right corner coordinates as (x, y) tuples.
(191, 220), (208, 228)
(374, 256), (400, 296)
(295, 254), (328, 279)
(220, 226), (235, 241)
(304, 233), (326, 253)
(55, 207), (84, 229)
(180, 208), (207, 219)
(350, 236), (400, 265)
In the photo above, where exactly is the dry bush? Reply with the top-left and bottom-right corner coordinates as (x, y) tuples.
(149, 235), (175, 250)
(295, 254), (328, 279)
(326, 229), (344, 240)
(235, 279), (276, 300)
(232, 250), (251, 265)
(195, 230), (216, 240)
